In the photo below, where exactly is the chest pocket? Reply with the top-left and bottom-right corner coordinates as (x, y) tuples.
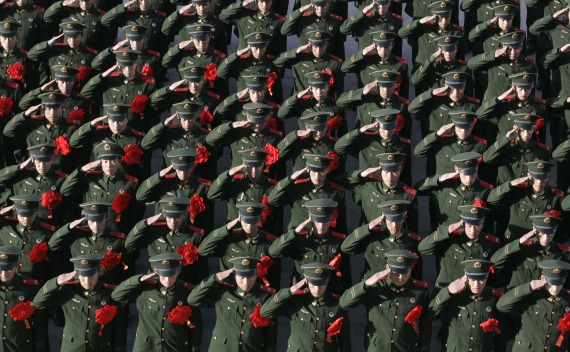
(367, 245), (386, 267)
(452, 247), (468, 264)
(70, 301), (84, 322)
(455, 307), (471, 327)
(531, 304), (547, 324)
(221, 298), (240, 323)
(297, 310), (315, 333)
(444, 192), (461, 211)
(144, 297), (161, 319)
(378, 300), (393, 319)
(516, 200), (531, 222)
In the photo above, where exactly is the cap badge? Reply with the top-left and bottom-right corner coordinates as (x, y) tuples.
(132, 26), (138, 31)
(390, 205), (398, 211)
(396, 256), (404, 262)
(0, 254), (7, 260)
(80, 259), (89, 265)
(314, 73), (321, 78)
(48, 93), (55, 99)
(461, 113), (467, 118)
(66, 23), (73, 29)
(445, 36), (451, 43)
(504, 5), (510, 10)
(242, 259), (250, 265)
(316, 207), (324, 212)
(538, 163), (544, 169)
(474, 261), (482, 268)
(544, 217), (551, 223)
(61, 67), (67, 73)
(3, 23), (9, 29)
(523, 74), (529, 80)
(385, 115), (393, 121)
(246, 207), (254, 213)
(440, 1), (446, 6)
(315, 32), (322, 38)
(382, 71), (389, 77)
(553, 268), (561, 273)
(512, 33), (518, 39)
(250, 151), (257, 157)
(256, 108), (263, 114)
(191, 67), (197, 73)
(315, 268), (323, 274)
(104, 144), (111, 151)
(471, 207), (478, 213)
(255, 33), (262, 39)
(453, 73), (461, 79)
(21, 201), (28, 206)
(314, 157), (321, 162)
(380, 32), (386, 38)
(387, 154), (395, 160)
(162, 260), (170, 265)
(122, 52), (129, 57)
(168, 202), (175, 207)
(91, 205), (98, 211)
(113, 105), (120, 112)
(183, 103), (190, 109)
(40, 146), (47, 152)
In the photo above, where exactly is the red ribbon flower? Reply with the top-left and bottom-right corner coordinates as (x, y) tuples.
(41, 191), (63, 219)
(266, 116), (278, 130)
(260, 195), (273, 225)
(257, 255), (273, 286)
(326, 116), (342, 138)
(262, 144), (279, 173)
(188, 194), (205, 224)
(54, 136), (72, 156)
(195, 146), (210, 164)
(0, 97), (13, 117)
(122, 144), (143, 166)
(250, 305), (274, 327)
(7, 62), (25, 81)
(535, 117), (545, 139)
(480, 318), (501, 333)
(204, 63), (217, 88)
(168, 305), (195, 329)
(557, 312), (570, 347)
(546, 210), (562, 217)
(77, 66), (92, 83)
(199, 109), (214, 129)
(321, 69), (334, 87)
(67, 109), (85, 125)
(177, 242), (199, 266)
(328, 253), (342, 277)
(141, 65), (153, 78)
(326, 151), (340, 172)
(95, 304), (118, 336)
(473, 199), (486, 207)
(131, 94), (148, 118)
(394, 114), (405, 134)
(266, 72), (278, 96)
(326, 317), (343, 342)
(112, 191), (132, 223)
(405, 305), (423, 333)
(9, 301), (35, 329)
(29, 242), (49, 263)
(101, 250), (128, 270)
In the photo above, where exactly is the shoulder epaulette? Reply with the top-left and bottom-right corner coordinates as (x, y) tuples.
(21, 278), (39, 285)
(370, 226), (386, 232)
(331, 231), (346, 239)
(537, 142), (550, 151)
(147, 49), (160, 57)
(396, 95), (410, 104)
(164, 173), (176, 179)
(479, 180), (493, 190)
(181, 12), (195, 17)
(196, 176), (212, 186)
(154, 9), (166, 16)
(524, 57), (537, 65)
(407, 232), (421, 241)
(402, 184), (417, 196)
(213, 49), (226, 59)
(151, 221), (167, 226)
(274, 12), (285, 21)
(522, 240), (533, 246)
(329, 54), (343, 63)
(439, 133), (453, 138)
(457, 59), (467, 64)
(174, 87), (188, 92)
(132, 129), (145, 137)
(4, 80), (18, 89)
(533, 97), (546, 104)
(32, 4), (44, 11)
(395, 55), (407, 64)
(490, 288), (503, 297)
(302, 12), (312, 17)
(329, 13), (342, 21)
(296, 230), (309, 236)
(231, 229), (242, 235)
(85, 170), (103, 175)
(96, 125), (109, 130)
(239, 54), (249, 59)
(182, 47), (195, 52)
(219, 281), (236, 289)
(206, 91), (220, 99)
(40, 222), (56, 232)
(391, 12), (403, 20)
(188, 225), (205, 236)
(435, 93), (447, 97)
(268, 128), (283, 137)
(330, 292), (340, 300)
(181, 280), (195, 291)
(23, 167), (35, 172)
(19, 48), (27, 55)
(259, 285), (276, 294)
(466, 96), (480, 104)
(110, 231), (126, 239)
(473, 135), (487, 144)
(97, 8), (106, 15)
(102, 282), (117, 290)
(552, 188), (564, 197)
(267, 102), (280, 109)
(145, 278), (159, 285)
(514, 181), (529, 188)
(85, 47), (98, 54)
(367, 175), (381, 182)
(124, 174), (139, 183)
(265, 233), (277, 242)
(232, 173), (245, 180)
(301, 94), (312, 99)
(266, 54), (276, 60)
(557, 243), (570, 252)
(484, 234), (500, 244)
(126, 8), (135, 12)
(265, 177), (278, 185)
(412, 279), (428, 288)
(451, 230), (463, 236)
(330, 182), (344, 191)
(451, 23), (464, 31)
(294, 178), (309, 184)
(424, 21), (435, 25)
(199, 127), (210, 134)
(76, 226), (90, 233)
(399, 136), (411, 144)
(109, 72), (121, 77)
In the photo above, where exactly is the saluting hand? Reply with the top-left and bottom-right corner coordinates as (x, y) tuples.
(112, 39), (129, 51)
(19, 156), (33, 170)
(360, 166), (382, 178)
(436, 122), (454, 137)
(297, 86), (312, 99)
(519, 228), (538, 244)
(69, 216), (86, 229)
(368, 214), (385, 230)
(447, 219), (464, 233)
(289, 278), (307, 294)
(57, 271), (77, 285)
(25, 104), (42, 117)
(159, 164), (175, 178)
(228, 163), (245, 176)
(40, 79), (57, 92)
(146, 213), (162, 226)
(215, 268), (234, 282)
(530, 277), (547, 290)
(226, 217), (241, 231)
(163, 113), (178, 127)
(439, 171), (459, 182)
(448, 274), (468, 294)
(102, 63), (119, 78)
(295, 216), (312, 234)
(364, 268), (391, 288)
(90, 115), (108, 127)
(0, 205), (14, 216)
(81, 160), (101, 172)
(510, 175), (529, 187)
(178, 3), (193, 14)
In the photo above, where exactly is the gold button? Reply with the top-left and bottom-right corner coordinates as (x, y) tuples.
(470, 337), (473, 340)
(243, 307), (247, 311)
(161, 328), (165, 331)
(471, 325), (475, 328)
(392, 328), (396, 331)
(316, 317), (319, 321)
(88, 305), (91, 309)
(87, 318), (90, 321)
(240, 331), (244, 334)
(315, 330), (318, 333)
(86, 330), (89, 333)
(394, 315), (398, 318)
(391, 340), (394, 343)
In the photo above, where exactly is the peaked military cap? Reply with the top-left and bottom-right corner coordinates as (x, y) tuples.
(244, 32), (271, 47)
(60, 22), (85, 37)
(449, 110), (477, 129)
(236, 202), (266, 224)
(188, 24), (214, 40)
(429, 0), (454, 15)
(10, 194), (41, 217)
(123, 24), (149, 41)
(0, 19), (20, 37)
(149, 253), (183, 277)
(372, 70), (400, 87)
(94, 142), (124, 160)
(52, 65), (79, 82)
(525, 160), (553, 180)
(385, 249), (417, 274)
(167, 148), (197, 171)
(300, 111), (331, 131)
(229, 257), (260, 277)
(530, 213), (561, 235)
(71, 254), (103, 276)
(376, 152), (406, 172)
(113, 49), (140, 66)
(458, 202), (489, 224)
(510, 72), (536, 89)
(305, 71), (332, 88)
(0, 246), (22, 270)
(379, 200), (409, 222)
(442, 71), (468, 88)
(307, 30), (331, 46)
(180, 66), (206, 82)
(103, 103), (130, 121)
(159, 197), (190, 218)
(451, 152), (481, 175)
(243, 103), (271, 124)
(372, 108), (400, 130)
(301, 262), (334, 286)
(80, 201), (111, 222)
(304, 199), (337, 223)
(173, 100), (202, 119)
(370, 31), (396, 47)
(539, 260), (570, 286)
(39, 92), (66, 106)
(238, 148), (268, 167)
(28, 143), (56, 162)
(461, 259), (492, 279)
(304, 153), (333, 172)
(436, 35), (460, 51)
(242, 75), (269, 91)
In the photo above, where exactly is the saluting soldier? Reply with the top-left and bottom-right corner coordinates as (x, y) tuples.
(0, 246), (47, 352)
(468, 4), (520, 56)
(0, 19), (35, 89)
(32, 253), (126, 352)
(339, 250), (431, 351)
(48, 202), (130, 285)
(497, 260), (570, 352)
(430, 260), (507, 352)
(125, 197), (207, 285)
(112, 253), (201, 352)
(491, 213), (570, 290)
(341, 200), (422, 280)
(260, 262), (351, 351)
(0, 196), (55, 282)
(268, 199), (351, 294)
(187, 257), (277, 352)
(418, 202), (500, 290)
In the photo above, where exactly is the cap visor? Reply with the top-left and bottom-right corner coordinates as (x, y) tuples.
(466, 273), (489, 280)
(243, 161), (265, 168)
(461, 217), (485, 225)
(446, 82), (466, 89)
(248, 116), (268, 125)
(98, 154), (122, 160)
(379, 163), (401, 172)
(545, 276), (566, 286)
(240, 215), (261, 224)
(32, 156), (53, 162)
(176, 112), (198, 119)
(15, 209), (36, 217)
(234, 269), (257, 277)
(534, 226), (556, 235)
(0, 262), (16, 270)
(514, 121), (535, 130)
(373, 40), (394, 47)
(310, 215), (333, 223)
(76, 268), (98, 277)
(377, 81), (396, 88)
(305, 277), (329, 286)
(529, 172), (549, 180)
(85, 213), (107, 222)
(245, 84), (267, 92)
(163, 210), (185, 218)
(439, 44), (457, 52)
(185, 77), (203, 83)
(156, 268), (178, 277)
(389, 265), (411, 274)
(458, 167), (477, 175)
(385, 214), (405, 222)
(107, 114), (128, 121)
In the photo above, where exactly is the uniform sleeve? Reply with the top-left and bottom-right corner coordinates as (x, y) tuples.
(59, 168), (87, 197)
(47, 223), (74, 251)
(417, 227), (449, 256)
(338, 281), (369, 309)
(134, 172), (162, 202)
(552, 139), (570, 162)
(333, 129), (361, 157)
(467, 51), (496, 71)
(0, 164), (21, 187)
(212, 93), (240, 120)
(140, 122), (167, 151)
(414, 175), (442, 195)
(197, 225), (230, 257)
(90, 48), (115, 72)
(481, 134), (509, 164)
(340, 224), (372, 255)
(161, 45), (183, 70)
(528, 14), (554, 36)
(18, 87), (42, 110)
(276, 94), (301, 119)
(216, 52), (238, 79)
(124, 219), (152, 253)
(112, 301), (127, 352)
(26, 41), (54, 62)
(486, 180), (513, 207)
(339, 11), (365, 35)
(3, 112), (28, 138)
(100, 3), (126, 27)
(186, 274), (221, 307)
(79, 73), (104, 99)
(267, 229), (297, 258)
(496, 282), (533, 314)
(335, 88), (364, 109)
(280, 9), (303, 36)
(110, 275), (145, 303)
(407, 90), (434, 115)
(429, 285), (453, 318)
(42, 1), (66, 23)
(490, 239), (522, 269)
(468, 21), (491, 43)
(259, 288), (295, 318)
(276, 131), (299, 162)
(266, 176), (294, 206)
(397, 19), (421, 38)
(414, 132), (439, 158)
(418, 288), (432, 351)
(32, 277), (67, 309)
(272, 48), (299, 69)
(204, 122), (235, 148)
(207, 171), (232, 200)
(68, 122), (94, 148)
(411, 55), (436, 85)
(475, 96), (500, 121)
(161, 11), (182, 38)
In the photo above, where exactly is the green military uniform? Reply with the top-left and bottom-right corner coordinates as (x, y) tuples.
(0, 196), (55, 281)
(0, 246), (47, 352)
(218, 1), (286, 57)
(415, 152), (493, 229)
(260, 262), (351, 351)
(461, 0), (520, 33)
(487, 161), (564, 242)
(0, 74), (23, 168)
(339, 250), (431, 351)
(60, 142), (141, 233)
(268, 199), (351, 294)
(111, 254), (201, 352)
(43, 0), (110, 51)
(409, 71), (480, 137)
(528, 9), (570, 52)
(496, 260), (570, 352)
(125, 198), (207, 285)
(414, 110), (487, 176)
(467, 5), (520, 55)
(48, 202), (129, 285)
(430, 260), (507, 352)
(340, 31), (408, 96)
(273, 31), (344, 98)
(418, 204), (500, 289)
(0, 20), (36, 89)
(80, 50), (158, 133)
(491, 214), (570, 290)
(32, 254), (127, 352)
(0, 144), (69, 225)
(186, 257), (277, 352)
(482, 114), (550, 184)
(341, 201), (422, 279)
(552, 136), (570, 192)
(542, 49), (570, 105)
(0, 1), (45, 51)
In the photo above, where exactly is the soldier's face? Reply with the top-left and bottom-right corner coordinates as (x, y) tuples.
(467, 277), (486, 294)
(128, 38), (144, 51)
(311, 86), (328, 101)
(517, 128), (533, 144)
(65, 35), (82, 49)
(175, 168), (193, 180)
(249, 120), (266, 132)
(514, 85), (532, 101)
(311, 129), (325, 141)
(376, 3), (389, 15)
(248, 89), (266, 103)
(309, 169), (326, 186)
(0, 35), (17, 52)
(246, 165), (263, 180)
(239, 219), (259, 234)
(44, 106), (63, 124)
(307, 282), (327, 298)
(463, 222), (483, 239)
(387, 267), (411, 286)
(235, 273), (257, 292)
(15, 0), (27, 7)
(537, 232), (555, 247)
(379, 85), (395, 99)
(506, 45), (522, 60)
(79, 0), (93, 11)
(0, 266), (17, 283)
(79, 272), (98, 290)
(381, 169), (401, 186)
(385, 219), (404, 235)
(454, 125), (473, 140)
(311, 217), (331, 235)
(311, 44), (327, 58)
(376, 43), (393, 59)
(165, 213), (185, 230)
(378, 126), (394, 140)
(442, 48), (457, 61)
(528, 173), (549, 192)
(101, 158), (120, 176)
(57, 79), (75, 95)
(187, 80), (205, 95)
(179, 117), (196, 132)
(454, 166), (477, 186)
(195, 3), (210, 17)
(16, 212), (36, 227)
(33, 157), (54, 174)
(448, 87), (464, 101)
(120, 63), (137, 79)
(157, 269), (179, 288)
(87, 217), (107, 234)
(314, 4), (329, 17)
(108, 118), (128, 134)
(543, 276), (563, 296)
(250, 46), (267, 59)
(498, 17), (513, 31)
(436, 14), (451, 28)
(192, 37), (210, 53)
(138, 0), (151, 11)
(257, 0), (272, 14)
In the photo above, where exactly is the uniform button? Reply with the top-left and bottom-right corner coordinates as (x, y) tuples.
(313, 341), (317, 345)
(396, 303), (399, 306)
(161, 339), (164, 342)
(315, 330), (318, 333)
(469, 349), (472, 351)
(547, 335), (550, 338)
(394, 315), (398, 318)
(88, 305), (91, 309)
(243, 307), (247, 311)
(4, 301), (7, 304)
(316, 317), (319, 321)
(86, 330), (89, 333)
(85, 340), (88, 344)
(87, 318), (90, 321)
(2, 337), (5, 340)
(94, 250), (98, 254)
(163, 317), (166, 320)
(240, 331), (244, 334)
(392, 328), (396, 331)
(161, 328), (165, 331)
(470, 337), (473, 340)
(239, 342), (242, 345)
(242, 319), (246, 322)
(390, 340), (394, 343)
(471, 325), (475, 328)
